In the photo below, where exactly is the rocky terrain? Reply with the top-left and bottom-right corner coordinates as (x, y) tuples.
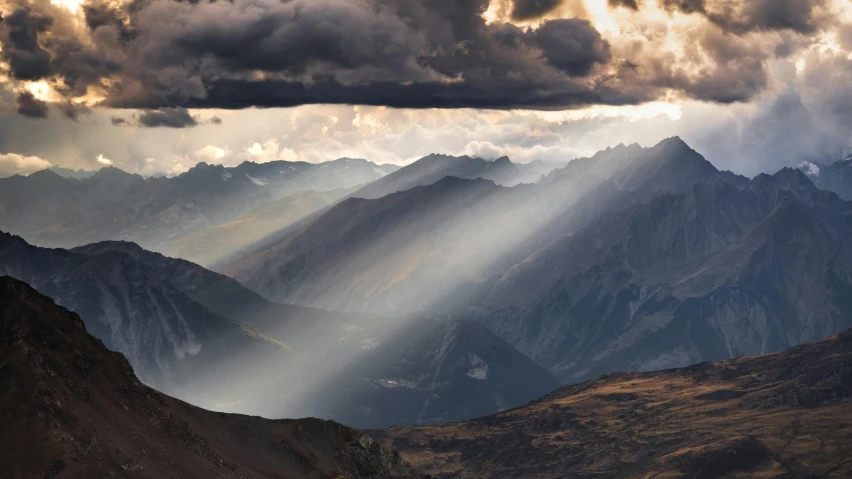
(378, 327), (852, 478)
(0, 276), (418, 479)
(476, 168), (852, 382)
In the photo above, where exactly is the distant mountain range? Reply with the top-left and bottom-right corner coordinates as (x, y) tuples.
(0, 158), (397, 251)
(0, 276), (418, 479)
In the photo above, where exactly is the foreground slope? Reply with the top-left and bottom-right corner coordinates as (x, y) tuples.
(0, 276), (417, 479)
(378, 328), (852, 478)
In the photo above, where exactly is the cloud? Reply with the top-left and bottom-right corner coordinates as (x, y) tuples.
(609, 0), (641, 10)
(137, 108), (198, 128)
(1, 0), (813, 115)
(0, 152), (51, 177)
(15, 91), (48, 118)
(512, 0), (564, 21)
(96, 154), (112, 165)
(658, 0), (828, 35)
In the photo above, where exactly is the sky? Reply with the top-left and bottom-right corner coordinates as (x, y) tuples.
(0, 0), (850, 177)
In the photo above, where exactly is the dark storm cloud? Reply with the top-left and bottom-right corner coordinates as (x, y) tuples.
(511, 0), (564, 21)
(608, 0), (640, 10)
(15, 91), (48, 118)
(0, 6), (54, 81)
(0, 0), (830, 117)
(137, 107), (198, 128)
(532, 19), (611, 76)
(659, 0), (825, 35)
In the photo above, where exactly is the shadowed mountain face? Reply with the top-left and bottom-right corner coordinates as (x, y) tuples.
(477, 169), (852, 382)
(298, 314), (560, 429)
(0, 232), (289, 409)
(0, 158), (393, 251)
(31, 239), (560, 428)
(0, 276), (418, 479)
(378, 327), (852, 478)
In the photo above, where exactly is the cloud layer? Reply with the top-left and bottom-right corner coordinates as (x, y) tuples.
(2, 0), (845, 113)
(0, 152), (51, 176)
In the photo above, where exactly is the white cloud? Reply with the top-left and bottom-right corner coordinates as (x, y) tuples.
(0, 153), (52, 178)
(195, 145), (226, 163)
(800, 161), (821, 177)
(96, 154), (113, 166)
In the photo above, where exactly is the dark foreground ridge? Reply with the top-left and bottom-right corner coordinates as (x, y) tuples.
(377, 325), (852, 478)
(0, 276), (417, 479)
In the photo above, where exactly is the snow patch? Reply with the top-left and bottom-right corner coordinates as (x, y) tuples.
(245, 174), (268, 186)
(466, 353), (488, 380)
(220, 171), (232, 181)
(373, 166), (388, 177)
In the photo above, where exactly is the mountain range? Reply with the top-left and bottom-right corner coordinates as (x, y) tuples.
(3, 134), (852, 471)
(4, 274), (849, 478)
(0, 276), (418, 479)
(222, 137), (852, 388)
(0, 233), (557, 427)
(0, 158), (397, 251)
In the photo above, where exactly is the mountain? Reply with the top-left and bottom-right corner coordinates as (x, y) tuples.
(49, 166), (99, 179)
(545, 137), (747, 197)
(160, 188), (352, 267)
(378, 327), (852, 478)
(352, 153), (522, 200)
(66, 240), (560, 427)
(226, 172), (633, 316)
(0, 231), (292, 411)
(0, 158), (393, 251)
(802, 156), (852, 200)
(0, 276), (418, 479)
(226, 138), (733, 318)
(476, 169), (852, 382)
(298, 314), (560, 429)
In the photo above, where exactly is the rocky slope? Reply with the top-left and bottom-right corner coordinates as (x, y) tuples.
(0, 276), (418, 479)
(477, 168), (852, 382)
(378, 327), (852, 478)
